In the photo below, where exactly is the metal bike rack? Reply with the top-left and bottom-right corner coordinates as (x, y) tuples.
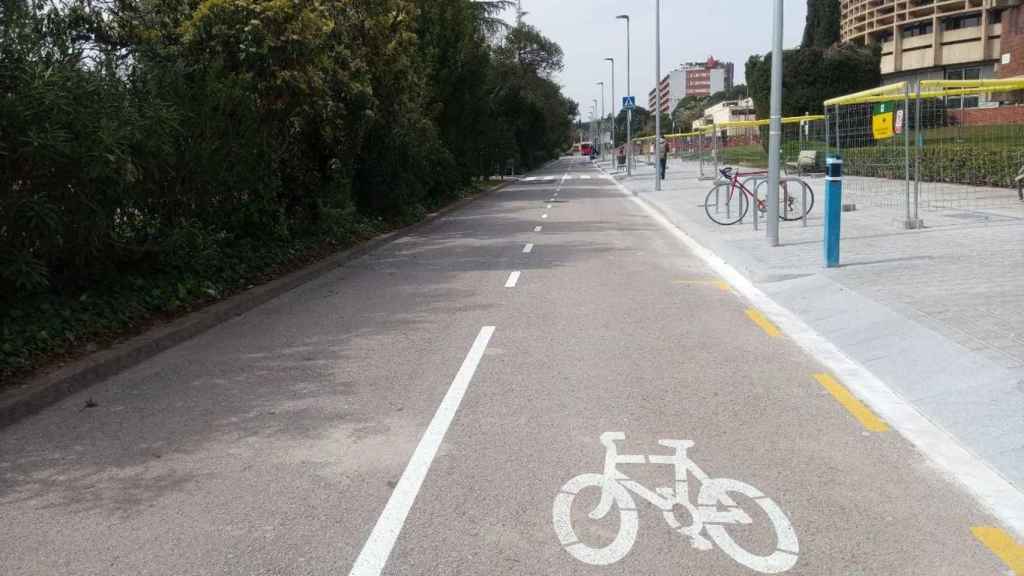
(741, 175), (770, 229)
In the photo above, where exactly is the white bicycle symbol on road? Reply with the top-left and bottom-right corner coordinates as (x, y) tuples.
(552, 432), (799, 573)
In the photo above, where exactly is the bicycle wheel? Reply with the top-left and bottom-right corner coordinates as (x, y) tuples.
(778, 180), (814, 221)
(698, 478), (799, 574)
(754, 179), (815, 222)
(705, 183), (749, 226)
(552, 474), (639, 566)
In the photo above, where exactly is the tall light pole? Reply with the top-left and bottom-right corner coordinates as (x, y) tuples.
(597, 82), (606, 162)
(654, 0), (662, 191)
(616, 15), (631, 176)
(766, 0), (784, 246)
(605, 58), (615, 155)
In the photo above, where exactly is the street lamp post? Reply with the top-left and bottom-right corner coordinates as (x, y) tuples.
(597, 82), (606, 162)
(766, 0), (784, 246)
(654, 0), (662, 192)
(616, 15), (631, 176)
(605, 58), (615, 154)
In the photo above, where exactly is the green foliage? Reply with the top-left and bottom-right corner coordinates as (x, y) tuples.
(614, 106), (651, 142)
(843, 142), (1024, 188)
(746, 44), (881, 119)
(0, 0), (575, 381)
(802, 0), (841, 49)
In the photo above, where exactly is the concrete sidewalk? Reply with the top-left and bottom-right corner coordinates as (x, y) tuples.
(604, 158), (1024, 491)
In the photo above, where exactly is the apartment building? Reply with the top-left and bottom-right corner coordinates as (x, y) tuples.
(647, 57), (735, 113)
(691, 98), (757, 133)
(841, 0), (1024, 106)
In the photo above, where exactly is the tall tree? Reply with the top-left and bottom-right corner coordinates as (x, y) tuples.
(802, 0), (841, 48)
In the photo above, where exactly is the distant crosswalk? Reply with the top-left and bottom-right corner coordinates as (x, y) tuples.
(522, 174), (609, 182)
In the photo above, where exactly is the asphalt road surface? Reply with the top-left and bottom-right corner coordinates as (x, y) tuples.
(0, 158), (1018, 575)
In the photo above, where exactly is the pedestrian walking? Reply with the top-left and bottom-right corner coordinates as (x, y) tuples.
(658, 137), (669, 180)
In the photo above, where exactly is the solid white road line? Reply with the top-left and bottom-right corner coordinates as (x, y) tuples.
(604, 173), (1024, 540)
(525, 176), (537, 182)
(348, 327), (496, 576)
(534, 226), (543, 232)
(522, 243), (534, 254)
(505, 271), (521, 288)
(580, 175), (591, 180)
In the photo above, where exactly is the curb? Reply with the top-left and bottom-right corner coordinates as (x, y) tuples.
(0, 181), (514, 429)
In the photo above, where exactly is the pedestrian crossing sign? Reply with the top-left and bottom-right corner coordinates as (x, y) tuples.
(872, 102), (895, 140)
(623, 96), (636, 110)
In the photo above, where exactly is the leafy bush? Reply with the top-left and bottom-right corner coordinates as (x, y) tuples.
(0, 0), (576, 382)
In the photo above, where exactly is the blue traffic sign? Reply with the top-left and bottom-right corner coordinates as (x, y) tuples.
(623, 96), (636, 110)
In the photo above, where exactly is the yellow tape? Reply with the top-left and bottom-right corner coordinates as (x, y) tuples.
(920, 77), (1024, 90)
(824, 81), (907, 106)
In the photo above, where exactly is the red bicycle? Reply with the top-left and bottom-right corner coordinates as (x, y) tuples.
(704, 167), (814, 226)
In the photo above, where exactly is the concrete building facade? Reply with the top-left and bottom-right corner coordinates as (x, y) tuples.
(691, 98), (756, 131)
(648, 57), (735, 114)
(841, 0), (1024, 104)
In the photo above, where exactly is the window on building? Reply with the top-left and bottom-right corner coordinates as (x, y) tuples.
(902, 22), (933, 38)
(944, 67), (981, 109)
(944, 14), (981, 31)
(990, 10), (1002, 24)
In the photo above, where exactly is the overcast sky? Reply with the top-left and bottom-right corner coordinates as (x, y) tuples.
(502, 1), (808, 118)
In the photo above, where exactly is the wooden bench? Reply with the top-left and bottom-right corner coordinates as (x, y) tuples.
(785, 150), (817, 176)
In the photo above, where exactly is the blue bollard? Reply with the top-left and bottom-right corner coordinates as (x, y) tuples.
(824, 157), (843, 268)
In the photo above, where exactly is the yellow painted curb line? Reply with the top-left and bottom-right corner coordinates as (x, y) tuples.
(814, 373), (889, 432)
(673, 279), (731, 292)
(972, 526), (1024, 573)
(746, 308), (782, 337)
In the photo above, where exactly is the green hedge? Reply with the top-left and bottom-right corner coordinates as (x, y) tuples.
(843, 143), (1024, 188)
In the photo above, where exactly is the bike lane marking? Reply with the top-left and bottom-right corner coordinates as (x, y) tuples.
(606, 174), (1024, 540)
(813, 373), (889, 433)
(972, 526), (1024, 573)
(745, 308), (782, 338)
(348, 326), (496, 576)
(552, 433), (801, 573)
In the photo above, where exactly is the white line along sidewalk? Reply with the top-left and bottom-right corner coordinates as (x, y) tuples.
(348, 327), (496, 576)
(600, 166), (1024, 541)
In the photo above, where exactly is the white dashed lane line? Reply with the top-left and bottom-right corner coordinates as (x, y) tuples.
(505, 271), (521, 288)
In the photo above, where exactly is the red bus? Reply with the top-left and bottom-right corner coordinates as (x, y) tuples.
(580, 141), (595, 157)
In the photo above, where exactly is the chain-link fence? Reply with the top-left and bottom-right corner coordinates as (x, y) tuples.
(825, 78), (1024, 225)
(694, 116), (827, 176)
(914, 78), (1024, 212)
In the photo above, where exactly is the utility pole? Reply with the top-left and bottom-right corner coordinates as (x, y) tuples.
(616, 15), (631, 176)
(605, 58), (615, 151)
(654, 0), (662, 192)
(766, 0), (784, 246)
(597, 82), (606, 162)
